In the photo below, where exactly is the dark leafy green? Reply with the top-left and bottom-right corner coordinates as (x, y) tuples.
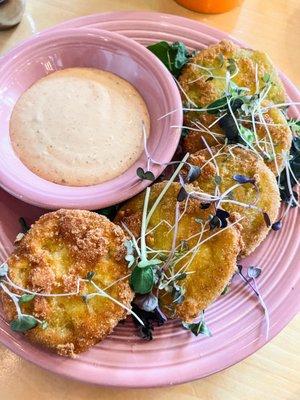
(19, 217), (30, 234)
(131, 303), (166, 340)
(147, 41), (190, 78)
(130, 265), (154, 294)
(279, 137), (300, 206)
(136, 167), (155, 182)
(10, 315), (38, 332)
(86, 271), (95, 281)
(183, 316), (211, 337)
(95, 205), (119, 221)
(19, 294), (35, 304)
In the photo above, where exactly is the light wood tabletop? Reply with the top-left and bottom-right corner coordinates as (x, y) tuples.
(0, 1), (299, 399)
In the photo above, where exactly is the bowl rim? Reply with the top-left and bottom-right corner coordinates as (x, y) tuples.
(0, 27), (183, 210)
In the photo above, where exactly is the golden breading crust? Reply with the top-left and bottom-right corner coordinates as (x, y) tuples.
(0, 209), (133, 356)
(179, 40), (291, 173)
(115, 182), (241, 322)
(188, 145), (280, 257)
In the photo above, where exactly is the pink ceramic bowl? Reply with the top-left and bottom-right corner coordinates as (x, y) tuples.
(0, 28), (182, 209)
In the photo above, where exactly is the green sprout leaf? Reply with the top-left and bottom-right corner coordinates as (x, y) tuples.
(216, 53), (224, 68)
(19, 217), (30, 234)
(136, 167), (155, 182)
(183, 316), (211, 337)
(19, 294), (35, 304)
(130, 265), (154, 294)
(124, 240), (135, 267)
(239, 125), (255, 146)
(263, 72), (271, 83)
(138, 258), (162, 269)
(206, 97), (228, 114)
(214, 175), (222, 185)
(40, 320), (48, 330)
(221, 285), (230, 295)
(86, 271), (95, 281)
(227, 58), (237, 75)
(10, 315), (38, 332)
(95, 205), (119, 221)
(147, 41), (190, 78)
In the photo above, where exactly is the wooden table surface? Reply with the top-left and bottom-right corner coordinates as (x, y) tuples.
(0, 1), (299, 399)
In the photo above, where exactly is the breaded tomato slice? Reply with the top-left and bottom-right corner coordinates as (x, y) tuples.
(115, 182), (241, 323)
(1, 209), (133, 356)
(188, 145), (280, 257)
(179, 40), (291, 174)
(182, 101), (292, 175)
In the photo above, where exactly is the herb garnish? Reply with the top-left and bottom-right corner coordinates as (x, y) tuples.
(136, 167), (155, 182)
(147, 41), (190, 78)
(237, 264), (269, 339)
(182, 312), (211, 337)
(279, 137), (300, 206)
(131, 303), (166, 340)
(0, 261), (145, 333)
(19, 217), (30, 233)
(95, 205), (120, 221)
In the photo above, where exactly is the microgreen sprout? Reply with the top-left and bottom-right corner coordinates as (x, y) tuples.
(237, 264), (269, 340)
(182, 312), (211, 337)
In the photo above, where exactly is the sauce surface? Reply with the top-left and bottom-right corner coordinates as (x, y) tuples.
(10, 67), (150, 186)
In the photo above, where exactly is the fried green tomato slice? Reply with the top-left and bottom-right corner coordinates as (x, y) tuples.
(182, 101), (292, 175)
(188, 145), (280, 257)
(0, 209), (133, 356)
(179, 40), (291, 173)
(115, 182), (241, 323)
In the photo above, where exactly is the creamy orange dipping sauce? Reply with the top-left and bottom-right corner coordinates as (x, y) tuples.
(9, 68), (150, 186)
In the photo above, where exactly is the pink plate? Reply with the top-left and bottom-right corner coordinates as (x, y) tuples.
(0, 27), (182, 209)
(0, 12), (299, 388)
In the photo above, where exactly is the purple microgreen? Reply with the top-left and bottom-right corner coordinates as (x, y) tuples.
(133, 293), (158, 312)
(247, 266), (262, 279)
(233, 174), (256, 184)
(209, 215), (222, 230)
(177, 186), (188, 202)
(210, 209), (230, 229)
(136, 167), (155, 181)
(263, 212), (271, 227)
(200, 202), (211, 210)
(187, 164), (201, 183)
(237, 264), (269, 340)
(271, 220), (282, 231)
(131, 303), (166, 341)
(216, 208), (230, 220)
